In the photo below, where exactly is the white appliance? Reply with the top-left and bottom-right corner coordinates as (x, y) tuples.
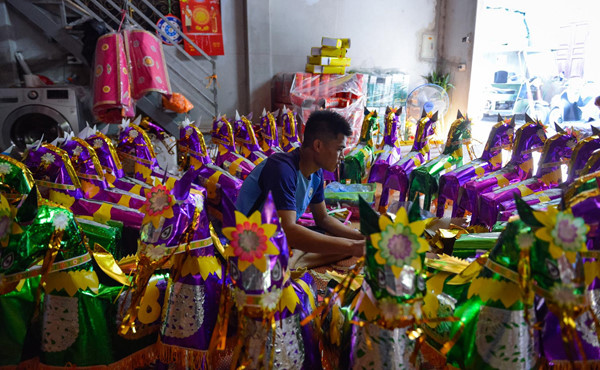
(0, 87), (83, 150)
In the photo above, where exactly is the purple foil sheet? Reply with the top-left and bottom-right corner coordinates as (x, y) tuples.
(379, 151), (428, 209)
(438, 159), (493, 217)
(460, 122), (546, 225)
(24, 144), (84, 200)
(497, 188), (564, 221)
(571, 193), (600, 250)
(70, 198), (144, 229)
(478, 132), (576, 228)
(368, 145), (403, 184)
(279, 110), (302, 152)
(117, 125), (159, 171)
(160, 247), (223, 351)
(85, 133), (126, 179)
(541, 309), (600, 363)
(257, 111), (280, 153)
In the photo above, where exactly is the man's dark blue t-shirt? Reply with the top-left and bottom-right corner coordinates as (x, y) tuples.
(235, 148), (324, 221)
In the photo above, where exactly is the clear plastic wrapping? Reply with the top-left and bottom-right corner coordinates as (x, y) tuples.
(289, 72), (366, 151)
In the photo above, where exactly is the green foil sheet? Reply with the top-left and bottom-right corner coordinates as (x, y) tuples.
(452, 232), (501, 259)
(2, 204), (87, 276)
(0, 276), (41, 366)
(77, 217), (122, 256)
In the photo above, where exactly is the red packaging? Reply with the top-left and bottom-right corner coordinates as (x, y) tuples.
(180, 0), (224, 56)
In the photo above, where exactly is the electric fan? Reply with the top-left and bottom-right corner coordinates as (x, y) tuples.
(404, 83), (450, 141)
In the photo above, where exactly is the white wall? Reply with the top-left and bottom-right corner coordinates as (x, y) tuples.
(244, 0), (441, 117)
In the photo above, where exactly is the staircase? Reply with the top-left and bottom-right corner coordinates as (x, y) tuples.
(6, 0), (218, 137)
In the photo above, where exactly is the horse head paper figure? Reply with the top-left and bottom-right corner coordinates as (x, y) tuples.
(408, 111), (474, 212)
(368, 106), (403, 184)
(139, 118), (179, 175)
(233, 111), (268, 165)
(116, 119), (160, 182)
(279, 106), (302, 152)
(457, 115), (547, 225)
(120, 168), (217, 337)
(477, 124), (578, 228)
(436, 114), (515, 217)
(342, 107), (379, 183)
(211, 115), (256, 181)
(378, 109), (438, 211)
(218, 192), (319, 369)
(178, 117), (241, 227)
(321, 199), (431, 369)
(256, 109), (282, 156)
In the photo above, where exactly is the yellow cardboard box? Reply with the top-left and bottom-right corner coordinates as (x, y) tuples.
(306, 56), (351, 66)
(310, 46), (347, 58)
(305, 64), (346, 74)
(321, 37), (351, 48)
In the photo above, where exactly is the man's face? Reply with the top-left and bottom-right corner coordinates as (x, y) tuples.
(317, 133), (346, 172)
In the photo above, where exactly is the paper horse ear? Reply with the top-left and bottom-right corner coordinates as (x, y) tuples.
(359, 195), (380, 236)
(385, 106), (391, 115)
(172, 167), (200, 201)
(524, 113), (534, 124)
(514, 194), (543, 228)
(246, 112), (253, 121)
(16, 185), (38, 224)
(235, 110), (241, 121)
(591, 125), (600, 136)
(457, 109), (464, 119)
(395, 106), (403, 116)
(421, 108), (427, 118)
(262, 107), (267, 117)
(364, 106), (371, 116)
(431, 111), (439, 122)
(497, 113), (503, 122)
(554, 123), (565, 133)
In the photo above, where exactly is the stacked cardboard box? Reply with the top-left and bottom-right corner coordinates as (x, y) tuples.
(305, 37), (351, 74)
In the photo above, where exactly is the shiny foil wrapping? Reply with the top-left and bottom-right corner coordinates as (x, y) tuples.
(437, 117), (514, 217)
(379, 112), (436, 209)
(280, 110), (302, 153)
(478, 132), (576, 228)
(368, 145), (403, 184)
(24, 144), (84, 200)
(343, 144), (373, 183)
(212, 117), (256, 181)
(460, 121), (546, 225)
(257, 111), (280, 155)
(160, 248), (223, 351)
(85, 132), (125, 179)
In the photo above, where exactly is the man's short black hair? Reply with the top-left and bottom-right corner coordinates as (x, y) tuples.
(302, 110), (352, 148)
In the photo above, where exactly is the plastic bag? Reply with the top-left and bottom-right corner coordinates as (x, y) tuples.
(289, 73), (366, 152)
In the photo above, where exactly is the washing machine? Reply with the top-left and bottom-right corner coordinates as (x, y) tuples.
(0, 87), (85, 151)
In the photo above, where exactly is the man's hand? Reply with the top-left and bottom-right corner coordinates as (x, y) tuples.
(349, 239), (366, 257)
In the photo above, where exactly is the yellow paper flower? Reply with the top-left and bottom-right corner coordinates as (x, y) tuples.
(142, 184), (174, 228)
(222, 210), (278, 272)
(534, 206), (588, 262)
(370, 207), (429, 277)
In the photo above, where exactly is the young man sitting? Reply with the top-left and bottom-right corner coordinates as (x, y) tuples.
(236, 110), (365, 268)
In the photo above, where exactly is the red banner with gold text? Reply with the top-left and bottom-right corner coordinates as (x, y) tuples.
(180, 0), (224, 56)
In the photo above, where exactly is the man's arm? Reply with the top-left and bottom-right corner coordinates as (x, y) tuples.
(309, 201), (364, 240)
(278, 209), (364, 257)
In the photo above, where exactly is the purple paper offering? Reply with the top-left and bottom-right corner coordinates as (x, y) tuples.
(437, 115), (514, 217)
(233, 111), (268, 164)
(211, 115), (255, 181)
(378, 109), (437, 211)
(279, 106), (302, 152)
(368, 107), (403, 184)
(256, 109), (283, 156)
(477, 126), (577, 228)
(457, 118), (546, 225)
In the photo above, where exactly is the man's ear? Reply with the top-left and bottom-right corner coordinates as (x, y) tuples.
(313, 138), (323, 152)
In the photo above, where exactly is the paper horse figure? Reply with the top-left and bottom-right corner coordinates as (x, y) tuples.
(217, 192), (319, 369)
(211, 115), (256, 181)
(178, 117), (241, 227)
(477, 125), (578, 228)
(457, 116), (547, 225)
(496, 126), (600, 222)
(408, 110), (474, 212)
(255, 109), (283, 156)
(341, 107), (379, 184)
(233, 111), (268, 164)
(378, 109), (438, 211)
(368, 106), (403, 184)
(436, 114), (515, 217)
(279, 106), (302, 152)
